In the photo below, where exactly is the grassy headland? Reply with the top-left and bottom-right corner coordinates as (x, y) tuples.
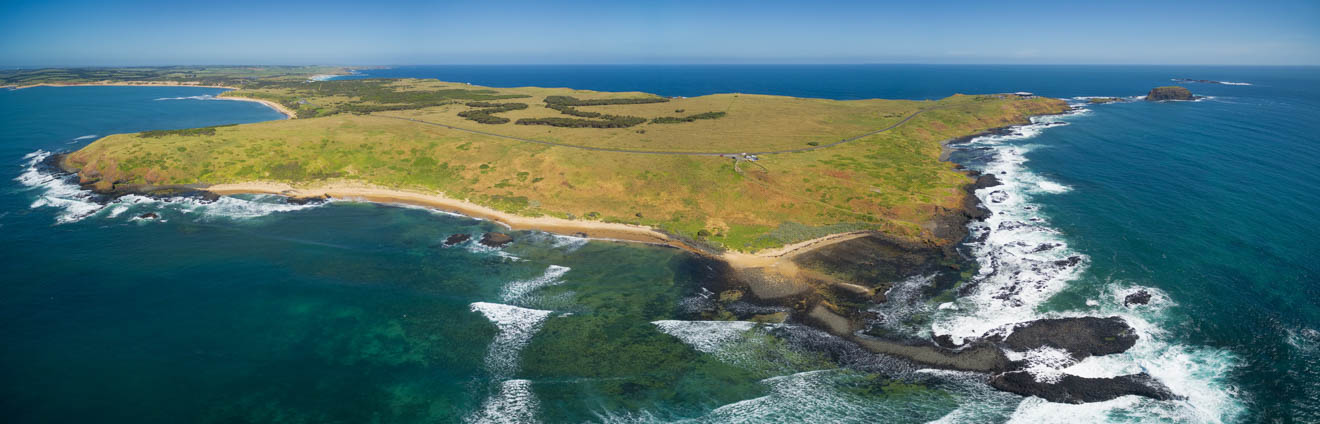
(62, 78), (1068, 252)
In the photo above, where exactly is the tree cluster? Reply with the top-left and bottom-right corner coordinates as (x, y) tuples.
(512, 95), (663, 128)
(137, 124), (236, 138)
(457, 102), (529, 124)
(650, 111), (726, 124)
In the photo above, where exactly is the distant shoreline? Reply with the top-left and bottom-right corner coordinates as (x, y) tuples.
(11, 81), (237, 90)
(5, 82), (297, 119)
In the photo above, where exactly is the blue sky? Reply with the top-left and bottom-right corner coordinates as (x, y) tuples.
(2, 0), (1318, 66)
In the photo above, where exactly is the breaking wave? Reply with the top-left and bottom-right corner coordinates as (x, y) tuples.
(154, 94), (218, 101)
(467, 302), (554, 423)
(15, 150), (324, 224)
(653, 320), (758, 354)
(931, 113), (1090, 343)
(467, 379), (541, 424)
(931, 108), (1244, 422)
(470, 302), (553, 378)
(69, 134), (98, 144)
(500, 265), (571, 305)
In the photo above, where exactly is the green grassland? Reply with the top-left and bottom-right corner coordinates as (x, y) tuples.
(0, 66), (353, 87)
(64, 79), (1067, 252)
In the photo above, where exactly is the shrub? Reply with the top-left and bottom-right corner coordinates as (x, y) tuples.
(138, 124), (235, 138)
(651, 111), (726, 124)
(457, 102), (528, 124)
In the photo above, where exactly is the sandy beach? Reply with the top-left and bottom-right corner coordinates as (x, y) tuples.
(207, 181), (683, 247)
(205, 181), (871, 263)
(214, 95), (296, 119)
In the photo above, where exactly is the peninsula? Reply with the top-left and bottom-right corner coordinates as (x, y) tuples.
(18, 67), (1182, 403)
(56, 76), (1067, 254)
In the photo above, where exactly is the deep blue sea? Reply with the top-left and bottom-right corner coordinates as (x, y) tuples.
(2, 66), (1317, 423)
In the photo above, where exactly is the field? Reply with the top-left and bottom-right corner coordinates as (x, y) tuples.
(64, 78), (1068, 252)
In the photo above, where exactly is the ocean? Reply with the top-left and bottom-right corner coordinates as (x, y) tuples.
(2, 65), (1317, 423)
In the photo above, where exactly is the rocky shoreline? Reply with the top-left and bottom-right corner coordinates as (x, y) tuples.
(683, 110), (1180, 404)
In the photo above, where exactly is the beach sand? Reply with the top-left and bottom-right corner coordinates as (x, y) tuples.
(214, 95), (296, 119)
(207, 181), (680, 246)
(205, 181), (872, 265)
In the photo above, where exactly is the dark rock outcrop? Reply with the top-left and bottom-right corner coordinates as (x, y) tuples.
(287, 194), (329, 205)
(137, 212), (159, 220)
(479, 232), (514, 248)
(998, 316), (1138, 360)
(972, 174), (1001, 190)
(442, 233), (470, 247)
(792, 234), (952, 292)
(990, 371), (1181, 404)
(1124, 290), (1153, 307)
(1146, 86), (1194, 101)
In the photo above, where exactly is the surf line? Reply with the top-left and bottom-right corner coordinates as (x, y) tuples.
(467, 299), (555, 423)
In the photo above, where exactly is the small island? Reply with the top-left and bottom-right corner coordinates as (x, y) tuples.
(1087, 97), (1124, 104)
(1146, 86), (1195, 101)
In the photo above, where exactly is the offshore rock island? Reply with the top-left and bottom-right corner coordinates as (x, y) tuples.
(10, 67), (1173, 402)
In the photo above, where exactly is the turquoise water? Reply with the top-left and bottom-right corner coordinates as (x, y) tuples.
(3, 66), (1318, 422)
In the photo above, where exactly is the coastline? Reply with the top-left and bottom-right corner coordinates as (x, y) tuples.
(13, 81), (238, 90)
(214, 95), (296, 119)
(6, 82), (298, 119)
(206, 181), (687, 249)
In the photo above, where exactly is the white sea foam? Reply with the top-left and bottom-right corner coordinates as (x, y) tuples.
(931, 111), (1244, 422)
(308, 74), (339, 82)
(931, 114), (1089, 343)
(1018, 290), (1245, 423)
(653, 320), (757, 354)
(70, 135), (98, 143)
(1170, 78), (1252, 86)
(516, 231), (590, 252)
(463, 239), (523, 261)
(466, 379), (541, 424)
(868, 274), (940, 337)
(468, 302), (554, 423)
(702, 368), (1016, 423)
(154, 94), (217, 101)
(1005, 346), (1076, 384)
(703, 370), (866, 422)
(547, 233), (589, 251)
(500, 265), (571, 304)
(470, 302), (553, 378)
(15, 150), (325, 224)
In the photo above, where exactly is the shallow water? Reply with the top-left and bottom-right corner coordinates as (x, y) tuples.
(3, 66), (1318, 422)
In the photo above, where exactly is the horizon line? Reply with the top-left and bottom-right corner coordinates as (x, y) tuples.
(4, 63), (1320, 69)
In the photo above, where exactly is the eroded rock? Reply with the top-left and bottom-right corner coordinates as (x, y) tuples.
(990, 371), (1180, 404)
(1124, 289), (1152, 307)
(479, 232), (514, 248)
(443, 233), (470, 247)
(999, 316), (1138, 360)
